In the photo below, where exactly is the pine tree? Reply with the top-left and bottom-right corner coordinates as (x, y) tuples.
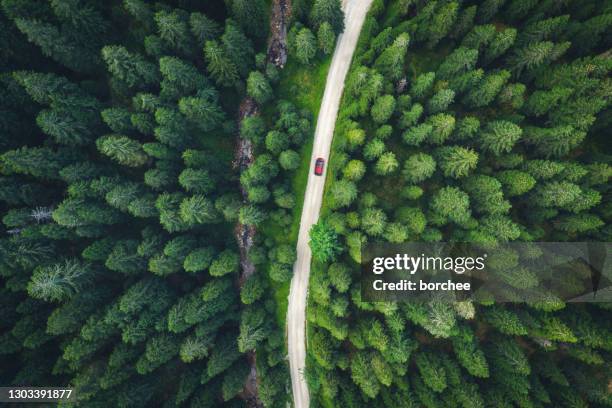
(229, 0), (268, 39)
(309, 221), (342, 262)
(436, 146), (478, 178)
(507, 41), (555, 77)
(523, 87), (573, 117)
(371, 94), (396, 124)
(462, 24), (496, 50)
(477, 0), (506, 23)
(450, 5), (477, 40)
(96, 135), (148, 167)
(279, 150), (301, 171)
(350, 351), (381, 398)
(294, 28), (317, 65)
(154, 10), (196, 56)
(567, 13), (612, 55)
(403, 123), (432, 146)
(463, 174), (510, 215)
(427, 113), (456, 145)
(523, 125), (585, 158)
(483, 28), (517, 65)
(374, 33), (410, 81)
(343, 160), (366, 181)
(102, 46), (160, 89)
(180, 195), (219, 225)
(463, 70), (510, 108)
(329, 179), (357, 208)
(178, 169), (214, 194)
(517, 15), (570, 47)
(497, 170), (536, 196)
(178, 96), (225, 132)
(428, 89), (455, 113)
(437, 47), (478, 81)
(398, 103), (423, 129)
(204, 40), (240, 86)
(222, 19), (254, 77)
(189, 12), (221, 44)
(158, 56), (208, 96)
(410, 72), (436, 99)
(448, 68), (484, 94)
(36, 108), (96, 146)
(318, 22), (336, 55)
(480, 121), (523, 155)
(430, 186), (471, 224)
(13, 18), (100, 73)
(310, 0), (345, 34)
(403, 153), (436, 183)
(415, 351), (448, 392)
(453, 116), (480, 141)
(247, 71), (273, 104)
(374, 152), (399, 175)
(497, 82), (526, 109)
(27, 259), (93, 302)
(238, 205), (266, 226)
(505, 0), (539, 21)
(427, 1), (458, 48)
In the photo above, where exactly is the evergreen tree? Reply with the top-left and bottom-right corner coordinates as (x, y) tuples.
(374, 33), (410, 81)
(229, 0), (268, 39)
(483, 28), (517, 65)
(154, 9), (195, 56)
(190, 12), (221, 44)
(371, 94), (396, 124)
(310, 0), (345, 34)
(374, 152), (399, 175)
(222, 19), (254, 77)
(343, 159), (366, 181)
(463, 174), (510, 215)
(247, 71), (273, 104)
(294, 28), (317, 65)
(480, 121), (523, 155)
(436, 146), (478, 178)
(309, 221), (342, 262)
(204, 40), (240, 86)
(497, 170), (536, 196)
(97, 135), (148, 167)
(318, 22), (336, 55)
(428, 89), (455, 114)
(430, 186), (471, 224)
(403, 153), (436, 183)
(427, 1), (458, 48)
(329, 179), (357, 208)
(463, 70), (510, 107)
(437, 47), (478, 81)
(13, 17), (100, 73)
(410, 72), (436, 99)
(102, 46), (159, 89)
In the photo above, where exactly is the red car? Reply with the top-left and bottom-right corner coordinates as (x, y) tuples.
(314, 158), (325, 176)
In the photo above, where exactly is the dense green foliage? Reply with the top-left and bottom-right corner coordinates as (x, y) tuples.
(289, 0), (344, 64)
(2, 0), (610, 406)
(307, 0), (612, 407)
(0, 0), (292, 406)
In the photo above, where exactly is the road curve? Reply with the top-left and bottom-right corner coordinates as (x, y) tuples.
(286, 1), (373, 407)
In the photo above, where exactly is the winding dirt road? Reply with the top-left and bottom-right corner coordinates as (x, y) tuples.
(286, 1), (373, 406)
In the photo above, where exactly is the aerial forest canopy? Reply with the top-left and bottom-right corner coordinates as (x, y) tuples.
(307, 0), (611, 407)
(0, 0), (611, 407)
(0, 0), (309, 405)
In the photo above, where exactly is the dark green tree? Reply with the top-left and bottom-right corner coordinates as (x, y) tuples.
(309, 221), (342, 262)
(310, 0), (345, 34)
